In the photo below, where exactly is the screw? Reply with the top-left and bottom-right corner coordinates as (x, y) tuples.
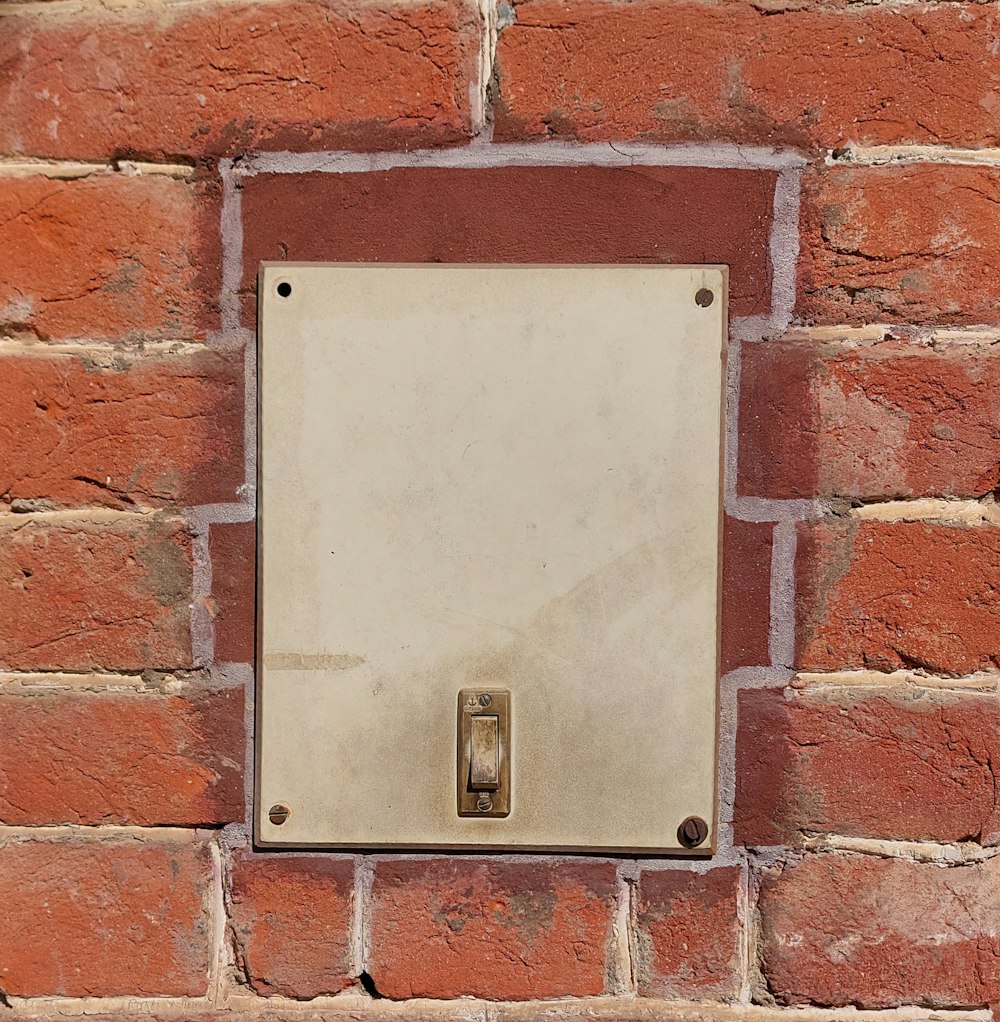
(695, 288), (715, 308)
(476, 794), (494, 813)
(268, 804), (291, 826)
(478, 693), (492, 708)
(678, 815), (709, 848)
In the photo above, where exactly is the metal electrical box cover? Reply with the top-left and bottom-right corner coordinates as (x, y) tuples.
(256, 263), (726, 853)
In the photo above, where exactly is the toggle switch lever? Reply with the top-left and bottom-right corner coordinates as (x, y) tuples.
(469, 715), (499, 789)
(457, 689), (511, 817)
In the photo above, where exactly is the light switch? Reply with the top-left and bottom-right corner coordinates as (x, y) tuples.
(470, 715), (499, 789)
(458, 689), (510, 817)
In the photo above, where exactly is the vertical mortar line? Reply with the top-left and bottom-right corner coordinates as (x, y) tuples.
(609, 863), (636, 994)
(242, 337), (258, 505)
(207, 838), (227, 1005)
(187, 507), (215, 668)
(241, 662), (256, 839)
(473, 0), (499, 140)
(768, 164), (803, 333)
(768, 522), (798, 670)
(351, 855), (376, 977)
(735, 852), (753, 1003)
(219, 159), (245, 340)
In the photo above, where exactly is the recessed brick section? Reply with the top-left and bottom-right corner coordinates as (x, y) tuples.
(1, 351), (243, 509)
(210, 522), (255, 663)
(739, 339), (1000, 501)
(495, 0), (1000, 150)
(736, 687), (1000, 847)
(228, 852), (354, 999)
(634, 867), (741, 999)
(721, 516), (772, 672)
(800, 165), (1000, 326)
(0, 837), (213, 997)
(0, 0), (478, 160)
(0, 687), (244, 826)
(240, 165), (776, 321)
(369, 858), (617, 999)
(796, 519), (1000, 676)
(0, 174), (217, 342)
(760, 853), (1000, 1008)
(0, 515), (193, 672)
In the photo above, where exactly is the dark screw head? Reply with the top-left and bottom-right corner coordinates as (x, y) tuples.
(268, 804), (291, 826)
(478, 693), (492, 708)
(695, 288), (715, 308)
(476, 794), (494, 813)
(678, 815), (709, 848)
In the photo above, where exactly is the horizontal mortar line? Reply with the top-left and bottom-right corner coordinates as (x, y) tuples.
(724, 495), (825, 524)
(0, 667), (247, 693)
(777, 324), (1000, 346)
(0, 158), (195, 178)
(231, 140), (809, 178)
(0, 507), (163, 524)
(186, 502), (256, 525)
(831, 143), (1000, 168)
(0, 824), (218, 842)
(800, 833), (1000, 865)
(849, 497), (1000, 525)
(0, 337), (210, 356)
(792, 668), (999, 692)
(7, 992), (989, 1022)
(721, 666), (795, 689)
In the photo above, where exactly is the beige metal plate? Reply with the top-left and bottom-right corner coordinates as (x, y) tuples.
(256, 263), (725, 852)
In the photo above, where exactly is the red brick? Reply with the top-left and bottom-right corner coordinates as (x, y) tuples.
(210, 522), (255, 663)
(0, 173), (218, 342)
(739, 340), (1000, 501)
(0, 0), (478, 160)
(240, 165), (776, 321)
(1, 351), (243, 509)
(721, 516), (772, 673)
(495, 0), (1000, 150)
(369, 859), (616, 999)
(228, 852), (355, 999)
(797, 520), (1000, 676)
(0, 515), (193, 672)
(736, 687), (1000, 847)
(634, 867), (741, 999)
(0, 837), (213, 997)
(0, 687), (243, 826)
(800, 166), (1000, 325)
(760, 853), (1000, 1008)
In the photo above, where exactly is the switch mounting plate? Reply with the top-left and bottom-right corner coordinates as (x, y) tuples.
(256, 263), (725, 853)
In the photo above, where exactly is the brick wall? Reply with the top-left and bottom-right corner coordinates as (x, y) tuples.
(2, 0), (998, 1020)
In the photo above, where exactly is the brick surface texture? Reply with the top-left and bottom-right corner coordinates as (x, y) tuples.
(4, 0), (998, 1011)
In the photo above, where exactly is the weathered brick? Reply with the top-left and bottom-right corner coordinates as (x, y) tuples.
(0, 687), (243, 826)
(800, 165), (1000, 325)
(760, 853), (1000, 1008)
(634, 867), (741, 999)
(1, 350), (243, 509)
(369, 859), (617, 999)
(736, 687), (1000, 847)
(240, 165), (776, 321)
(721, 516), (772, 673)
(0, 0), (478, 160)
(228, 852), (355, 999)
(796, 520), (1000, 676)
(0, 837), (213, 997)
(739, 340), (1000, 501)
(0, 514), (193, 672)
(495, 0), (1000, 150)
(0, 173), (217, 342)
(210, 522), (255, 663)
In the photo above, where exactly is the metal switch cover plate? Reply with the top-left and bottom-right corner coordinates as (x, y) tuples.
(256, 263), (726, 853)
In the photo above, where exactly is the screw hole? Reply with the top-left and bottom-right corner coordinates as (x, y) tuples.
(695, 288), (715, 308)
(276, 281), (292, 298)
